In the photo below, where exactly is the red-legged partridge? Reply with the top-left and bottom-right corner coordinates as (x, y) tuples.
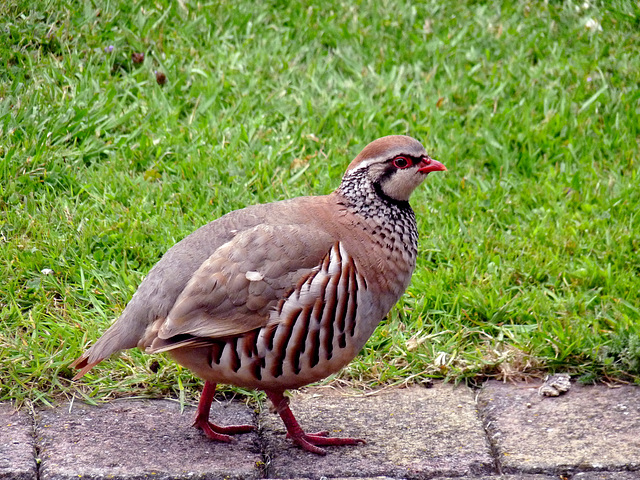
(71, 135), (447, 454)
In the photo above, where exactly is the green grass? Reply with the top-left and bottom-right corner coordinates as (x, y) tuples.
(1, 0), (639, 405)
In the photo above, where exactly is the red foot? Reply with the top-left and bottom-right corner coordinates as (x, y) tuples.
(265, 390), (365, 455)
(193, 415), (255, 443)
(287, 430), (365, 455)
(193, 381), (255, 443)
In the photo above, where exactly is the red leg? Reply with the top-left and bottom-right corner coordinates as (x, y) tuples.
(265, 390), (365, 455)
(193, 381), (255, 442)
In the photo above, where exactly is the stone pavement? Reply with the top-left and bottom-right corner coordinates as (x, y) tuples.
(1, 381), (639, 480)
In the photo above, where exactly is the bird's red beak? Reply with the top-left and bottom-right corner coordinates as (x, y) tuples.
(417, 156), (447, 174)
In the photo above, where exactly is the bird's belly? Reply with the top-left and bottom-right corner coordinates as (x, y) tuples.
(167, 291), (390, 391)
(167, 331), (362, 390)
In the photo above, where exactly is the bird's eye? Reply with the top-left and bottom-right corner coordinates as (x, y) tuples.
(392, 156), (412, 169)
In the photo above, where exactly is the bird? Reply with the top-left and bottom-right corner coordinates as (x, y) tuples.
(71, 135), (447, 455)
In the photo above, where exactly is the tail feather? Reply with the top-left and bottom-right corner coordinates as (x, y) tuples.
(70, 355), (103, 380)
(70, 308), (150, 380)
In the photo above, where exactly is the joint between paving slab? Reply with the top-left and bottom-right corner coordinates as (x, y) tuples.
(17, 402), (40, 480)
(253, 399), (272, 479)
(474, 388), (504, 476)
(255, 398), (281, 479)
(26, 403), (42, 480)
(30, 403), (48, 480)
(33, 439), (42, 480)
(258, 431), (273, 479)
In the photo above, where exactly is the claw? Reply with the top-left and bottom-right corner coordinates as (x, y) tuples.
(194, 418), (234, 443)
(287, 431), (366, 455)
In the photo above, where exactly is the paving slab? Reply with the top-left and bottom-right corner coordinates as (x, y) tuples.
(267, 477), (559, 480)
(572, 473), (640, 479)
(432, 476), (558, 480)
(0, 403), (37, 480)
(261, 384), (495, 479)
(479, 380), (640, 476)
(36, 398), (262, 480)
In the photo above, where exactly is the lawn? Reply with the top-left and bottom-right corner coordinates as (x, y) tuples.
(1, 0), (639, 405)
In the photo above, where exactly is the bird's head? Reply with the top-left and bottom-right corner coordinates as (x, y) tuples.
(341, 135), (447, 203)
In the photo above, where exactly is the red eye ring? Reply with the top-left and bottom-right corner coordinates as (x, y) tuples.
(392, 156), (412, 169)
